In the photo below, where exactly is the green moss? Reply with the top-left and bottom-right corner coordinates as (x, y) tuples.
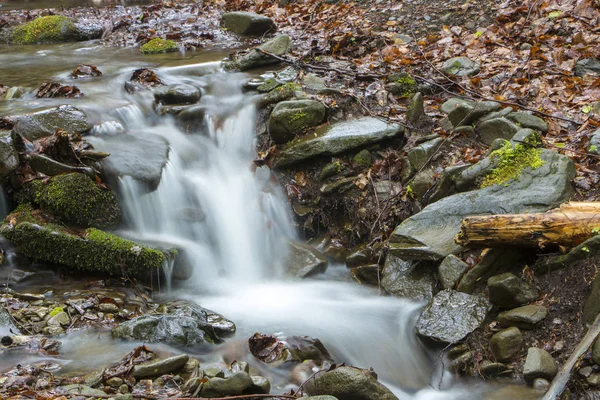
(11, 16), (77, 45)
(480, 142), (545, 188)
(19, 173), (120, 229)
(140, 38), (178, 54)
(395, 73), (417, 96)
(288, 111), (307, 123)
(49, 307), (64, 317)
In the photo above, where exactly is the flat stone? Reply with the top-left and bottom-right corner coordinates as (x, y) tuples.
(416, 289), (491, 343)
(523, 347), (558, 383)
(438, 254), (469, 290)
(490, 327), (524, 362)
(221, 12), (276, 36)
(59, 385), (107, 397)
(286, 241), (328, 278)
(12, 105), (91, 141)
(47, 311), (70, 326)
(479, 360), (508, 377)
(442, 57), (481, 76)
(381, 255), (434, 302)
(507, 112), (548, 133)
(407, 137), (444, 171)
(440, 98), (474, 115)
(477, 117), (520, 145)
(133, 354), (189, 378)
(488, 272), (538, 309)
(275, 117), (403, 167)
(497, 305), (548, 330)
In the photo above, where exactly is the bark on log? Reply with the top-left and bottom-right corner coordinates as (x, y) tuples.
(455, 202), (600, 249)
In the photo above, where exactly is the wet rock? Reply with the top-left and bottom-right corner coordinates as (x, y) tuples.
(345, 244), (374, 268)
(112, 303), (234, 346)
(133, 354), (189, 378)
(490, 327), (523, 362)
(237, 35), (292, 71)
(488, 273), (538, 309)
(11, 105), (91, 141)
(319, 162), (342, 181)
(257, 82), (296, 108)
(250, 375), (270, 393)
(389, 149), (575, 260)
(428, 164), (470, 203)
(302, 74), (330, 94)
(478, 117), (520, 145)
(268, 100), (326, 144)
(438, 254), (469, 290)
(0, 131), (19, 182)
(154, 84), (201, 106)
(275, 117), (403, 167)
(35, 82), (83, 98)
(286, 241), (328, 278)
(523, 347), (558, 383)
(497, 305), (548, 330)
(200, 372), (254, 397)
(575, 58), (600, 77)
(304, 366), (398, 400)
(140, 38), (178, 54)
(455, 101), (502, 128)
(507, 112), (548, 133)
(17, 173), (121, 229)
(457, 249), (525, 294)
(10, 16), (92, 44)
(47, 311), (70, 326)
(248, 332), (332, 364)
(442, 57), (481, 76)
(71, 64), (102, 79)
(479, 360), (508, 377)
(381, 255), (435, 302)
(407, 137), (444, 171)
(416, 289), (491, 343)
(350, 265), (381, 285)
(0, 306), (18, 334)
(88, 134), (169, 191)
(221, 12), (276, 36)
(406, 92), (425, 123)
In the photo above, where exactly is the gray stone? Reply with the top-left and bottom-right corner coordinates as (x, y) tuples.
(540, 235), (600, 276)
(286, 241), (328, 278)
(0, 131), (19, 182)
(428, 164), (470, 203)
(490, 327), (523, 362)
(200, 372), (254, 397)
(320, 176), (356, 195)
(533, 378), (550, 391)
(511, 128), (542, 146)
(0, 306), (18, 334)
(440, 98), (474, 115)
(497, 305), (548, 330)
(406, 92), (425, 123)
(133, 354), (189, 378)
(478, 117), (520, 145)
(523, 347), (558, 383)
(448, 102), (474, 127)
(59, 385), (107, 397)
(352, 149), (372, 169)
(250, 375), (270, 394)
(438, 255), (469, 290)
(442, 57), (481, 76)
(237, 35), (292, 71)
(88, 133), (169, 191)
(154, 84), (200, 105)
(351, 265), (381, 285)
(590, 129), (600, 155)
(575, 58), (600, 77)
(593, 338), (600, 365)
(268, 100), (326, 144)
(409, 168), (436, 200)
(304, 397), (338, 400)
(221, 12), (276, 36)
(455, 101), (502, 127)
(345, 244), (374, 268)
(304, 366), (398, 400)
(389, 149), (575, 261)
(416, 289), (491, 343)
(374, 180), (402, 200)
(479, 107), (513, 122)
(507, 112), (549, 133)
(302, 74), (330, 94)
(479, 360), (508, 377)
(275, 117), (404, 167)
(488, 273), (538, 309)
(407, 137), (444, 171)
(381, 255), (434, 302)
(47, 311), (70, 326)
(12, 105), (91, 141)
(319, 161), (342, 181)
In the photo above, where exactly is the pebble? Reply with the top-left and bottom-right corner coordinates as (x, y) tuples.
(533, 378), (550, 390)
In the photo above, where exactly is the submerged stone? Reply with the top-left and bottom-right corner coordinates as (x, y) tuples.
(11, 105), (91, 141)
(221, 12), (276, 35)
(275, 117), (403, 167)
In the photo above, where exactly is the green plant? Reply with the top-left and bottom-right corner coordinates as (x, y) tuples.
(480, 142), (545, 188)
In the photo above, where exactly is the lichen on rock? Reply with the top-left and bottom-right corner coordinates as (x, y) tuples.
(11, 16), (78, 45)
(140, 38), (178, 54)
(480, 142), (544, 188)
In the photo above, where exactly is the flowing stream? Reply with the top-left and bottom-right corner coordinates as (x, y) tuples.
(0, 41), (517, 399)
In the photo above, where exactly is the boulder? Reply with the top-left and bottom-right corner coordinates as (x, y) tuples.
(438, 254), (469, 290)
(275, 117), (404, 167)
(199, 372), (254, 397)
(154, 84), (201, 105)
(477, 117), (520, 145)
(416, 289), (491, 343)
(487, 273), (538, 309)
(407, 137), (444, 171)
(221, 12), (276, 35)
(489, 327), (523, 362)
(285, 241), (328, 278)
(12, 105), (91, 141)
(268, 100), (327, 144)
(0, 131), (19, 182)
(133, 354), (190, 378)
(1, 206), (165, 278)
(442, 57), (481, 76)
(304, 366), (398, 400)
(237, 35), (292, 71)
(523, 348), (558, 383)
(140, 38), (178, 54)
(497, 305), (548, 330)
(88, 134), (169, 191)
(112, 303), (234, 346)
(389, 149), (575, 261)
(381, 255), (435, 302)
(11, 16), (99, 44)
(16, 173), (120, 229)
(507, 112), (548, 133)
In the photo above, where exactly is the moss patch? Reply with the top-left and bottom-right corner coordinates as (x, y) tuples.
(1, 206), (164, 277)
(140, 38), (178, 54)
(480, 142), (545, 188)
(18, 173), (121, 229)
(11, 16), (77, 45)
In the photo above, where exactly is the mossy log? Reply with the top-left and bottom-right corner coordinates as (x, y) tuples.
(455, 202), (600, 249)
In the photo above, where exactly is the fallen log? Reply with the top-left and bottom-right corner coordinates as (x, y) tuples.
(455, 202), (600, 249)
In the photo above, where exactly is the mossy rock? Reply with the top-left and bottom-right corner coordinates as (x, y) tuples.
(140, 38), (178, 54)
(17, 173), (121, 229)
(268, 100), (326, 144)
(1, 206), (164, 277)
(11, 16), (79, 45)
